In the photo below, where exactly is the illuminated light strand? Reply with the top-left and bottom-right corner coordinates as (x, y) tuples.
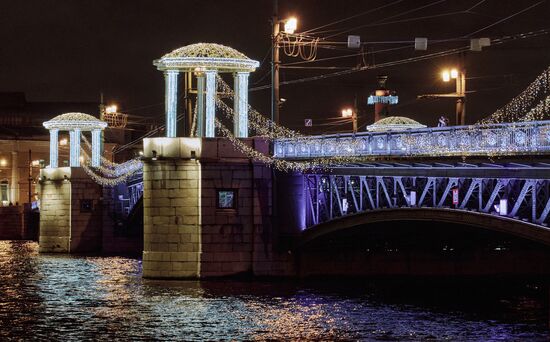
(214, 117), (384, 172)
(480, 66), (550, 124)
(521, 94), (550, 121)
(215, 82), (550, 164)
(81, 135), (143, 177)
(80, 150), (141, 187)
(216, 75), (302, 139)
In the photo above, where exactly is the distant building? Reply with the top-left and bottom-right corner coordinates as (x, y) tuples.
(0, 92), (114, 207)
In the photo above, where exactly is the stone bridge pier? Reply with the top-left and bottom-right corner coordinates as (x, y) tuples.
(141, 137), (293, 278)
(38, 167), (104, 253)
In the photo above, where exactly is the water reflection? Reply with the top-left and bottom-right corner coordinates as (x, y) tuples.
(0, 241), (548, 340)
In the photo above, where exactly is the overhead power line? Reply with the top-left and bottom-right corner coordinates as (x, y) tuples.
(250, 29), (550, 92)
(302, 0), (405, 35)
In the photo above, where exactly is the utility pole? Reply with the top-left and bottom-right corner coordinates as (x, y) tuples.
(352, 93), (358, 133)
(456, 68), (466, 126)
(271, 0), (280, 125)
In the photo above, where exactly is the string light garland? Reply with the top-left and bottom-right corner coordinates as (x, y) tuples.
(81, 135), (143, 184)
(216, 75), (303, 139)
(480, 66), (550, 124)
(71, 57), (550, 186)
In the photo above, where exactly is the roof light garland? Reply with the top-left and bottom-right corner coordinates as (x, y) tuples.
(366, 116), (426, 132)
(43, 112), (108, 130)
(154, 43), (259, 72)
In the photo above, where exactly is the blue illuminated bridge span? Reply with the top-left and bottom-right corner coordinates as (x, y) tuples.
(271, 120), (550, 244)
(121, 120), (550, 244)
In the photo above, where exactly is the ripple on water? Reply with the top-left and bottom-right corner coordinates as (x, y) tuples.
(0, 240), (549, 341)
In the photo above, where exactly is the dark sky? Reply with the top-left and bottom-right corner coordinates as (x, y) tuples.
(1, 0), (549, 133)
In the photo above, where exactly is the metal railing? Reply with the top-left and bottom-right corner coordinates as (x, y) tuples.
(273, 120), (550, 159)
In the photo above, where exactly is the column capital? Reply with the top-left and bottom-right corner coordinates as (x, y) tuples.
(164, 69), (179, 75)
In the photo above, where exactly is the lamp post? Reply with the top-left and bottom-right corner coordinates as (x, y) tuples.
(417, 67), (467, 126)
(342, 108), (358, 133)
(271, 0), (297, 126)
(441, 68), (466, 125)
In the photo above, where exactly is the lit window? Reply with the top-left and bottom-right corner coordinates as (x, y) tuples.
(217, 190), (236, 209)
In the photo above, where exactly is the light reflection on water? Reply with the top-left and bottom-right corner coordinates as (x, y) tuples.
(0, 240), (549, 341)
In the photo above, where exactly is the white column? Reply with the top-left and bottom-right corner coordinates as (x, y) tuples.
(70, 128), (81, 167)
(49, 129), (59, 168)
(165, 69), (179, 137)
(205, 70), (217, 137)
(233, 72), (250, 138)
(91, 129), (102, 167)
(196, 73), (205, 137)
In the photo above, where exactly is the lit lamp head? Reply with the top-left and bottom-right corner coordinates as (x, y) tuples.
(341, 108), (353, 118)
(441, 68), (458, 82)
(284, 17), (298, 34)
(450, 68), (458, 79)
(105, 105), (118, 114)
(441, 70), (451, 82)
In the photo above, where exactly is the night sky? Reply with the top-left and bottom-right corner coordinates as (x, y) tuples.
(1, 0), (549, 134)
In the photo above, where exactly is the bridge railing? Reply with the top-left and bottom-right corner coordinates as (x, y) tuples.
(274, 120), (550, 159)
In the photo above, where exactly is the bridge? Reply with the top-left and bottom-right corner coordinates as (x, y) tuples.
(271, 120), (550, 239)
(35, 43), (550, 279)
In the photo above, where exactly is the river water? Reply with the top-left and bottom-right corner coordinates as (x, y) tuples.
(0, 240), (549, 341)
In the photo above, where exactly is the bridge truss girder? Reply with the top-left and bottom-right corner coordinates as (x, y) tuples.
(304, 174), (550, 228)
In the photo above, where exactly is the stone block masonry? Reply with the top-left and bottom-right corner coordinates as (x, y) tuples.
(38, 167), (103, 253)
(142, 137), (295, 278)
(142, 160), (201, 278)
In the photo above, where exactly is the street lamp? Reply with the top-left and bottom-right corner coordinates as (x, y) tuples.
(341, 108), (357, 133)
(105, 104), (117, 114)
(284, 17), (297, 34)
(418, 67), (466, 126)
(441, 67), (466, 126)
(271, 0), (298, 126)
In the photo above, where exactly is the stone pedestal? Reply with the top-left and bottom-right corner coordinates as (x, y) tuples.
(38, 167), (103, 253)
(142, 158), (201, 278)
(142, 137), (293, 279)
